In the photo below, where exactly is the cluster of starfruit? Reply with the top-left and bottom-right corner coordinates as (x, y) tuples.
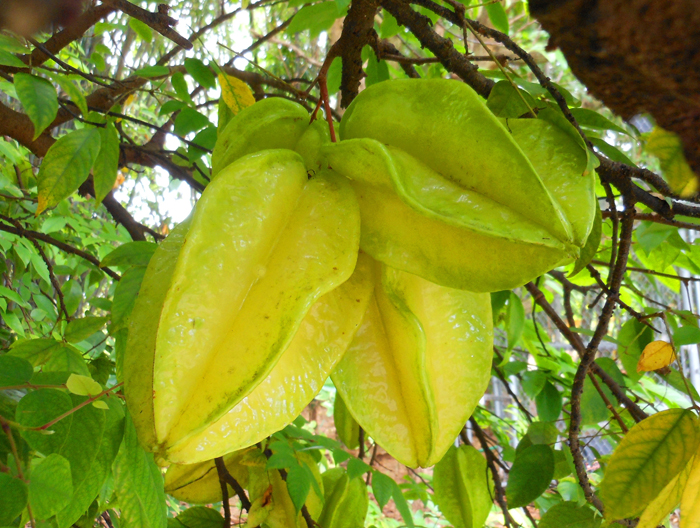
(122, 79), (595, 473)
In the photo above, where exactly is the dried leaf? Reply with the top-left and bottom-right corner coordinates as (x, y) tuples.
(637, 340), (676, 373)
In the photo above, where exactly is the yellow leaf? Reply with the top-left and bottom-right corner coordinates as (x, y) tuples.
(681, 450), (700, 528)
(218, 73), (255, 116)
(637, 340), (676, 373)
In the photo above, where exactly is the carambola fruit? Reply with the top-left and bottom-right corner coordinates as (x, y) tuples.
(331, 256), (493, 468)
(124, 149), (364, 463)
(318, 468), (368, 528)
(327, 78), (596, 292)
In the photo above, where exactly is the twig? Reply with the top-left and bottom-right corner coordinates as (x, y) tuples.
(569, 197), (636, 513)
(524, 281), (647, 423)
(1, 420), (35, 527)
(103, 0), (193, 50)
(0, 216), (121, 280)
(469, 418), (517, 527)
(215, 457), (234, 526)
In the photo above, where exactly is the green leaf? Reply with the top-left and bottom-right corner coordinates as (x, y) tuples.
(9, 338), (63, 366)
(326, 57), (342, 95)
(14, 73), (58, 140)
(487, 81), (540, 118)
(286, 2), (342, 36)
(521, 370), (547, 398)
(599, 408), (700, 520)
(286, 463), (311, 513)
(364, 47), (389, 87)
(580, 376), (611, 426)
(391, 483), (415, 528)
(617, 319), (653, 383)
(113, 411), (167, 528)
(570, 108), (630, 136)
(16, 389), (125, 528)
(29, 453), (73, 520)
(51, 75), (89, 117)
(55, 398), (124, 528)
(674, 325), (700, 346)
(570, 202), (602, 277)
(111, 266), (147, 331)
(334, 391), (359, 449)
(129, 18), (153, 42)
(134, 65), (170, 78)
(101, 241), (157, 269)
(589, 137), (636, 166)
(93, 123), (120, 204)
(506, 292), (525, 350)
(371, 471), (394, 509)
(66, 374), (103, 396)
(538, 502), (601, 528)
(433, 445), (492, 528)
(380, 10), (401, 38)
(16, 389), (74, 452)
(535, 381), (563, 422)
(346, 457), (371, 480)
(505, 444), (554, 508)
(171, 71), (193, 105)
(185, 58), (216, 89)
(485, 2), (509, 34)
(0, 49), (25, 67)
(174, 107), (211, 137)
(65, 316), (108, 343)
(175, 507), (224, 528)
(0, 472), (28, 525)
(44, 345), (91, 377)
(0, 355), (34, 388)
(37, 128), (102, 214)
(160, 100), (186, 116)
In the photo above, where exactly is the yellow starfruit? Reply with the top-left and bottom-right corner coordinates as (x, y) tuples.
(164, 448), (251, 504)
(331, 256), (493, 468)
(124, 149), (362, 463)
(329, 78), (596, 292)
(212, 97), (329, 177)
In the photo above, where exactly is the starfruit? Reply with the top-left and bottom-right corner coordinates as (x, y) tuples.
(212, 97), (329, 177)
(333, 391), (360, 450)
(433, 445), (493, 528)
(124, 149), (365, 463)
(318, 468), (369, 528)
(326, 78), (596, 292)
(331, 257), (492, 468)
(164, 448), (250, 504)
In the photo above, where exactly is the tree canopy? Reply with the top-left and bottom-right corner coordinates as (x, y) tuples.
(0, 1), (699, 527)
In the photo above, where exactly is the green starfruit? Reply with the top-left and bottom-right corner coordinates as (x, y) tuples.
(124, 149), (363, 463)
(328, 78), (596, 292)
(318, 468), (368, 528)
(331, 256), (493, 468)
(433, 445), (493, 528)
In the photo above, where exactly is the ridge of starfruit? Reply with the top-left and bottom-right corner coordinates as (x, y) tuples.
(329, 78), (596, 292)
(331, 255), (493, 468)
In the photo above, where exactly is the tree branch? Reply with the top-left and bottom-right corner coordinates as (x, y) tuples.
(0, 216), (121, 280)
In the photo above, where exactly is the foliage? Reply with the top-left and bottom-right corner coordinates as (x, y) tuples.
(0, 0), (699, 527)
